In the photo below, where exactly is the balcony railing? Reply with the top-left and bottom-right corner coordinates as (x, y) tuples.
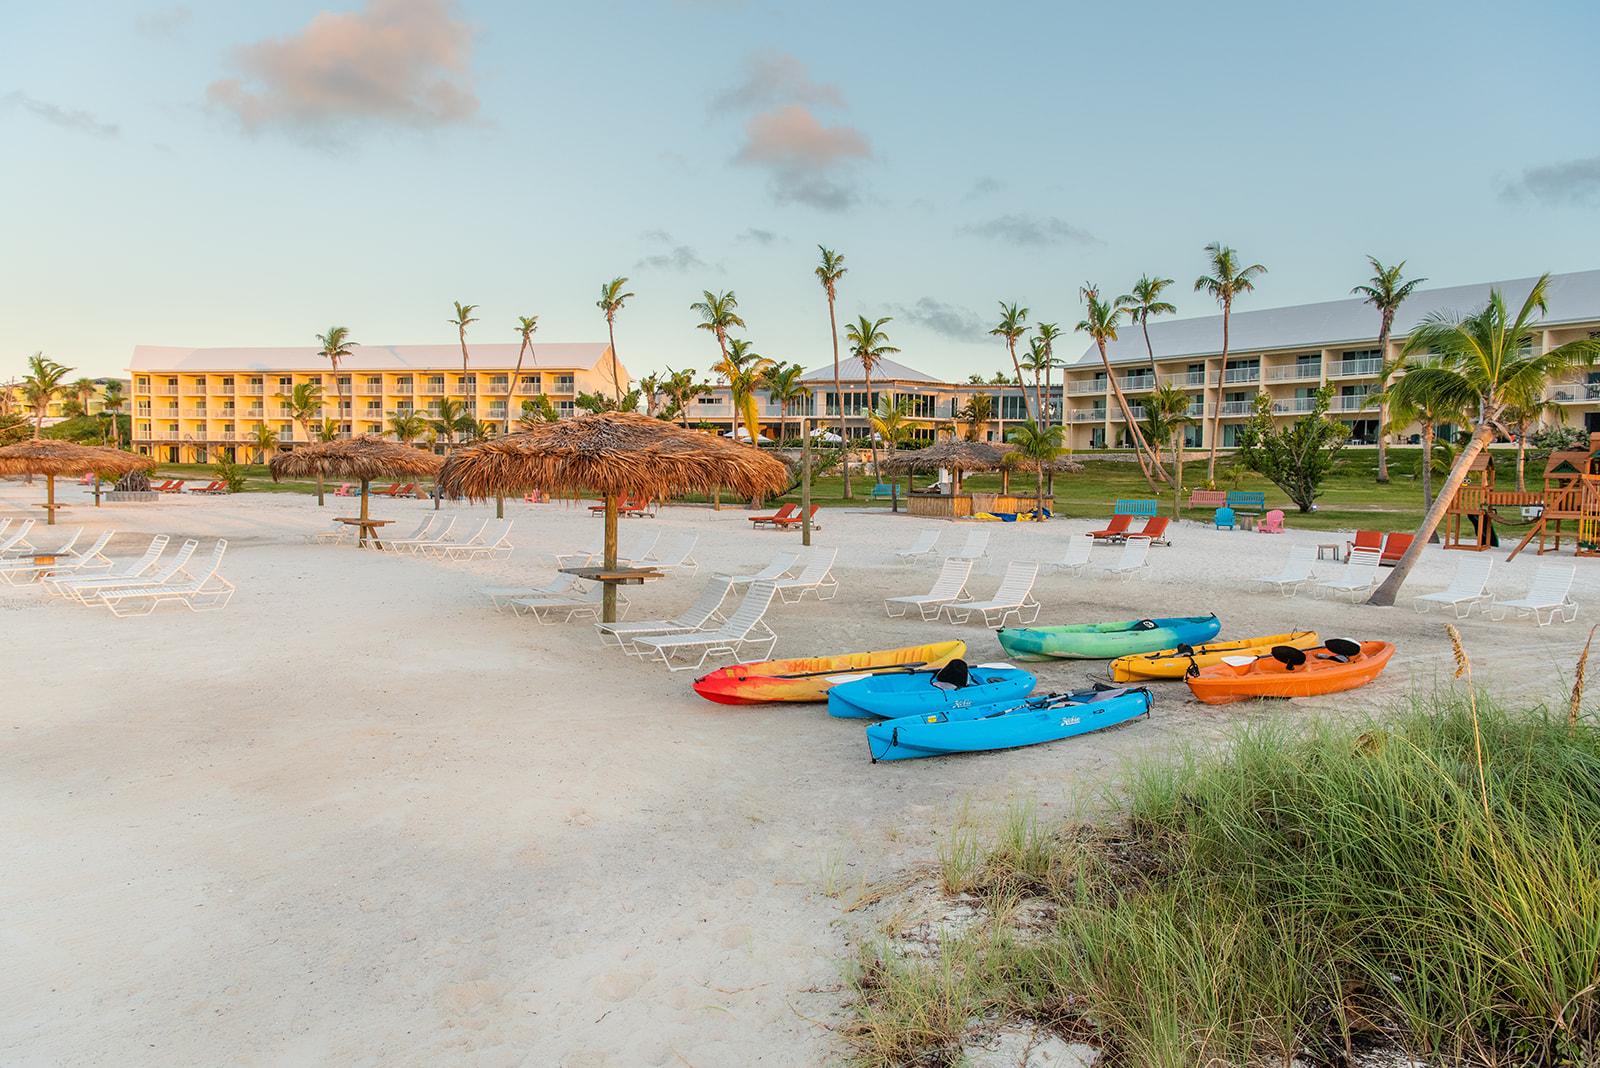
(1167, 371), (1207, 388)
(1330, 359), (1384, 378)
(1266, 364), (1321, 381)
(357, 385), (383, 396)
(550, 379), (576, 394)
(1222, 367), (1261, 384)
(1548, 384), (1600, 403)
(421, 383), (445, 394)
(1066, 380), (1105, 395)
(516, 382), (543, 394)
(393, 381), (414, 393)
(157, 386), (180, 396)
(244, 385), (265, 395)
(1272, 397), (1319, 414)
(243, 407), (264, 418)
(1218, 400), (1256, 416)
(155, 431), (181, 440)
(1117, 376), (1157, 393)
(1070, 408), (1108, 423)
(1330, 395), (1376, 412)
(181, 409), (209, 418)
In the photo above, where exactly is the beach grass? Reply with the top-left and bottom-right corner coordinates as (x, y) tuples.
(845, 692), (1600, 1066)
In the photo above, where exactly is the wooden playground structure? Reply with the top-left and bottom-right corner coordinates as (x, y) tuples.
(1442, 434), (1600, 560)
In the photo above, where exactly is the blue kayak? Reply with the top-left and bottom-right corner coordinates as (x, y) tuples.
(827, 662), (1035, 720)
(865, 686), (1153, 762)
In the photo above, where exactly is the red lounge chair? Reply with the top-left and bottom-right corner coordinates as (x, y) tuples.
(149, 480), (174, 492)
(749, 503), (799, 527)
(397, 483), (421, 498)
(1379, 532), (1414, 566)
(772, 504), (820, 530)
(620, 498), (654, 518)
(1089, 514), (1132, 542)
(1125, 515), (1171, 545)
(187, 480), (222, 494)
(1345, 529), (1381, 560)
(160, 480), (186, 494)
(374, 483), (401, 498)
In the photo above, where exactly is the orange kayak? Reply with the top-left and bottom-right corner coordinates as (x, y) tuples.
(692, 640), (966, 705)
(1186, 640), (1396, 705)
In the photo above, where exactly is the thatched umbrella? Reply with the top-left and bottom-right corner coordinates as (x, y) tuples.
(270, 437), (443, 546)
(880, 440), (1011, 494)
(439, 412), (790, 622)
(0, 441), (154, 524)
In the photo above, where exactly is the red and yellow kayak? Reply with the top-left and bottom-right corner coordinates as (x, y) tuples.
(1109, 631), (1320, 682)
(1186, 640), (1395, 705)
(692, 640), (966, 705)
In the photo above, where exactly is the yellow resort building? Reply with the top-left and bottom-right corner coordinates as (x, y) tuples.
(3, 377), (128, 426)
(127, 343), (628, 463)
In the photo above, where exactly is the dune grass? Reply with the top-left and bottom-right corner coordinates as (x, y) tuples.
(846, 693), (1600, 1067)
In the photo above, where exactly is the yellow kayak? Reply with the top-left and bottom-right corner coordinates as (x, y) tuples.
(1108, 631), (1320, 682)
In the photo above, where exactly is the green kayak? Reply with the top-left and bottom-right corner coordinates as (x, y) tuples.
(997, 615), (1221, 661)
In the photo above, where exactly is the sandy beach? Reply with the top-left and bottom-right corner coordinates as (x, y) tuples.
(4, 486), (1592, 1067)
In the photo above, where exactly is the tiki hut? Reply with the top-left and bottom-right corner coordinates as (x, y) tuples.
(439, 412), (789, 621)
(0, 441), (155, 523)
(880, 440), (1042, 518)
(270, 437), (443, 544)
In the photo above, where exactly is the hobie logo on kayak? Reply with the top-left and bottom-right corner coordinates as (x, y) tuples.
(1060, 716), (1081, 727)
(953, 700), (971, 709)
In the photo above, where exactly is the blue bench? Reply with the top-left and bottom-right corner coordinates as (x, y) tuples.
(1226, 491), (1265, 514)
(1114, 498), (1159, 516)
(871, 483), (896, 499)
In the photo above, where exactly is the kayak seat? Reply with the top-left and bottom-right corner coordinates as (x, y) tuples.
(932, 659), (970, 691)
(1324, 638), (1363, 658)
(1136, 619), (1158, 630)
(1272, 645), (1309, 671)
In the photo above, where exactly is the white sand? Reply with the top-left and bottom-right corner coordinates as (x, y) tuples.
(3, 484), (1592, 1066)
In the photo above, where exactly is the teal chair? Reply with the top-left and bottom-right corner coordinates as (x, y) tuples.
(1214, 506), (1236, 531)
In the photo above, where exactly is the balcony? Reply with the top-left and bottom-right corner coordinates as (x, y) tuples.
(452, 384), (476, 395)
(357, 384), (384, 396)
(1548, 383), (1600, 403)
(211, 383), (236, 395)
(1070, 408), (1108, 423)
(1117, 375), (1157, 393)
(181, 408), (209, 418)
(1066, 380), (1105, 396)
(1266, 364), (1321, 382)
(515, 381), (543, 394)
(244, 384), (265, 395)
(421, 383), (446, 395)
(550, 379), (576, 395)
(1330, 395), (1376, 412)
(1218, 400), (1256, 417)
(1330, 359), (1384, 378)
(393, 380), (414, 393)
(157, 385), (180, 396)
(1272, 397), (1319, 415)
(1167, 371), (1207, 388)
(1221, 367), (1261, 385)
(155, 431), (181, 440)
(244, 407), (264, 418)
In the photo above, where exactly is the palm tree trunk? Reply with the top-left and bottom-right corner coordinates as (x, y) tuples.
(866, 367), (880, 482)
(1422, 424), (1435, 510)
(1375, 319), (1391, 483)
(1007, 339), (1034, 423)
(1516, 427), (1527, 493)
(829, 294), (850, 499)
(1033, 369), (1043, 429)
(1142, 317), (1160, 386)
(507, 338), (527, 436)
(1171, 430), (1184, 517)
(1370, 423), (1497, 606)
(606, 320), (622, 403)
(1207, 304), (1231, 480)
(1099, 343), (1162, 490)
(1035, 466), (1045, 522)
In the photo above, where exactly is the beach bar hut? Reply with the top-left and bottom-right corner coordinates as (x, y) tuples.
(882, 440), (1070, 518)
(0, 441), (155, 524)
(439, 412), (789, 623)
(270, 437), (444, 547)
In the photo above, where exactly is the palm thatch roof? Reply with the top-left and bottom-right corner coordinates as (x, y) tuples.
(438, 412), (790, 500)
(880, 440), (1012, 474)
(0, 440), (155, 478)
(269, 437), (443, 482)
(1002, 451), (1085, 474)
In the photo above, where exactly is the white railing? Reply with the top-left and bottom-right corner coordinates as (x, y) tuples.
(421, 383), (446, 394)
(1066, 380), (1104, 395)
(1070, 408), (1107, 423)
(1222, 367), (1260, 384)
(1330, 359), (1384, 378)
(1266, 364), (1321, 381)
(244, 385), (265, 395)
(157, 386), (180, 396)
(181, 409), (208, 418)
(1169, 371), (1207, 388)
(1548, 384), (1600, 403)
(1218, 400), (1256, 416)
(1330, 395), (1375, 412)
(1118, 376), (1156, 392)
(1272, 397), (1318, 414)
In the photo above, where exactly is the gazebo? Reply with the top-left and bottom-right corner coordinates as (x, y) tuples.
(439, 412), (789, 622)
(0, 441), (155, 524)
(270, 437), (444, 546)
(881, 440), (1053, 518)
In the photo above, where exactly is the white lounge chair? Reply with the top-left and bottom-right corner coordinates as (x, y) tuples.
(596, 577), (732, 651)
(1103, 537), (1151, 580)
(95, 540), (235, 616)
(443, 519), (514, 561)
(553, 529), (659, 569)
(1414, 555), (1494, 617)
(1489, 563), (1579, 625)
(508, 580), (628, 624)
(56, 539), (198, 604)
(631, 582), (779, 671)
(4, 526), (80, 560)
(947, 528), (989, 561)
(639, 532), (699, 575)
(0, 529), (114, 585)
(1316, 548), (1381, 600)
(422, 518), (490, 558)
(0, 519), (36, 556)
(894, 529), (941, 560)
(312, 516), (356, 544)
(721, 550), (799, 588)
(885, 557), (973, 620)
(388, 515), (455, 554)
(1258, 545), (1317, 596)
(44, 535), (168, 597)
(373, 514), (437, 550)
(771, 547), (839, 603)
(941, 561), (1040, 626)
(485, 572), (581, 611)
(1047, 535), (1093, 575)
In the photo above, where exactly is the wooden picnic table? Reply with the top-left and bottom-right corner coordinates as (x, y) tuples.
(334, 516), (393, 549)
(557, 565), (664, 586)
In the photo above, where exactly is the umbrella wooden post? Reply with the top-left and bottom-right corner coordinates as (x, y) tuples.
(801, 419), (812, 548)
(359, 478), (371, 547)
(602, 494), (620, 623)
(46, 475), (56, 524)
(496, 493), (504, 519)
(93, 475), (102, 507)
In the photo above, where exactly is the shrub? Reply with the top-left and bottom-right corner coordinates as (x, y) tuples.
(212, 453), (247, 493)
(1234, 387), (1349, 512)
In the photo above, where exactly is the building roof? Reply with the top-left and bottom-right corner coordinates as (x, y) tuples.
(799, 355), (940, 384)
(130, 343), (618, 375)
(1072, 268), (1600, 366)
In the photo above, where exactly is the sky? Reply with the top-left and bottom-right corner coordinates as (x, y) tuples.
(4, 0), (1600, 383)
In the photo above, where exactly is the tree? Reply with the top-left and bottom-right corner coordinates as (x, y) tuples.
(958, 392), (994, 442)
(68, 377), (97, 418)
(1373, 358), (1467, 511)
(693, 289), (751, 436)
(100, 380), (125, 449)
(429, 397), (470, 446)
(1144, 383), (1199, 516)
(1194, 243), (1267, 480)
(387, 411), (427, 445)
(1005, 421), (1064, 521)
(1352, 257), (1426, 484)
(1234, 387), (1347, 513)
(1032, 322), (1064, 428)
(761, 361), (810, 444)
(575, 389), (641, 414)
(20, 354), (71, 440)
(1371, 275), (1600, 604)
(869, 395), (913, 458)
(1118, 275), (1177, 386)
(659, 367), (710, 427)
(1502, 387), (1562, 493)
(250, 423), (278, 464)
(718, 338), (772, 442)
(596, 278), (633, 403)
(447, 302), (477, 377)
(508, 315), (538, 434)
(315, 325), (356, 430)
(1020, 337), (1051, 429)
(844, 315), (899, 480)
(815, 247), (851, 497)
(989, 302), (1033, 423)
(1077, 286), (1164, 488)
(518, 396), (560, 427)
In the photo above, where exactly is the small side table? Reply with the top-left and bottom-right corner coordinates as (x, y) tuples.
(1316, 542), (1342, 561)
(334, 517), (393, 549)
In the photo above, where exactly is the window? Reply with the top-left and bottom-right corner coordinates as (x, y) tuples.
(557, 400), (575, 416)
(395, 376), (412, 390)
(366, 401), (382, 413)
(555, 375), (575, 393)
(907, 394), (937, 419)
(999, 395), (1028, 420)
(519, 374), (541, 392)
(278, 377), (293, 391)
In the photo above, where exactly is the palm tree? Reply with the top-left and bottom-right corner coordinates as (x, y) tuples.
(507, 315), (538, 435)
(990, 302), (1033, 423)
(815, 247), (851, 497)
(1370, 274), (1600, 604)
(714, 337), (772, 444)
(1145, 384), (1198, 516)
(250, 423), (277, 465)
(1502, 389), (1562, 493)
(596, 278), (634, 403)
(67, 377), (98, 418)
(1118, 275), (1177, 386)
(316, 325), (356, 429)
(1033, 322), (1065, 428)
(1194, 243), (1267, 480)
(691, 289), (746, 427)
(1005, 421), (1064, 521)
(958, 392), (994, 441)
(429, 397), (469, 447)
(869, 396), (913, 488)
(1352, 257), (1426, 484)
(387, 411), (428, 445)
(660, 367), (710, 427)
(100, 380), (125, 448)
(761, 361), (810, 443)
(447, 302), (477, 378)
(20, 354), (71, 439)
(1373, 362), (1465, 513)
(844, 315), (899, 480)
(1020, 337), (1051, 429)
(282, 380), (326, 503)
(1077, 288), (1163, 487)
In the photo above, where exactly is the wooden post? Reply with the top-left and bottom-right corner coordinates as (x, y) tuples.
(93, 475), (102, 507)
(359, 478), (371, 546)
(801, 418), (812, 548)
(46, 475), (56, 524)
(496, 493), (504, 519)
(602, 494), (620, 623)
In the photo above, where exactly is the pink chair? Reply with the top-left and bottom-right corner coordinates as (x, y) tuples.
(1257, 509), (1286, 534)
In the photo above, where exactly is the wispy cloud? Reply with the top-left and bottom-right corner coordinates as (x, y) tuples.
(634, 231), (707, 273)
(1499, 155), (1600, 207)
(735, 227), (779, 245)
(963, 176), (1002, 201)
(710, 50), (844, 115)
(734, 104), (871, 211)
(1, 91), (119, 138)
(887, 298), (990, 343)
(136, 5), (192, 36)
(956, 213), (1100, 247)
(206, 0), (478, 141)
